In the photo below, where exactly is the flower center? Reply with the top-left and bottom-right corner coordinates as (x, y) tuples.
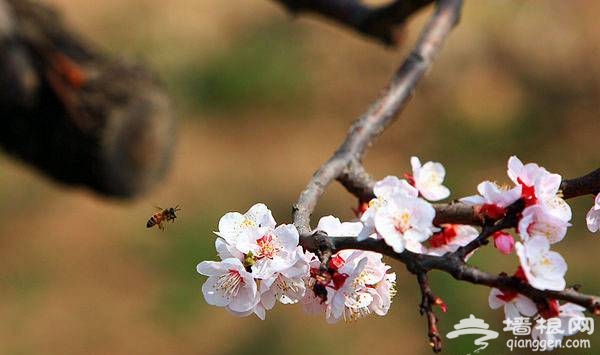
(517, 177), (538, 207)
(241, 218), (256, 228)
(215, 269), (244, 298)
(256, 234), (279, 259)
(394, 210), (412, 233)
(428, 225), (458, 248)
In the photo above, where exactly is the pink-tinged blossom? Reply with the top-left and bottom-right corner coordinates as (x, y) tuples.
(197, 258), (259, 315)
(256, 250), (310, 318)
(461, 181), (522, 219)
(531, 303), (587, 349)
(507, 156), (571, 221)
(489, 288), (537, 320)
(410, 156), (450, 201)
(426, 224), (479, 257)
(215, 203), (276, 254)
(373, 197), (436, 253)
(492, 231), (515, 255)
(586, 193), (600, 233)
(507, 156), (562, 202)
(374, 175), (419, 200)
(515, 236), (567, 291)
(358, 176), (418, 241)
(316, 215), (363, 237)
(326, 256), (372, 323)
(205, 204), (314, 320)
(325, 251), (397, 323)
(250, 224), (301, 279)
(302, 248), (396, 323)
(517, 205), (570, 244)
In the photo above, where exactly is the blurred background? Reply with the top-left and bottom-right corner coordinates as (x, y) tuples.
(0, 0), (599, 354)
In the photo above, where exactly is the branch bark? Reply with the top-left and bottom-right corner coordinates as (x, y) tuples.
(293, 0), (462, 236)
(286, 0), (600, 352)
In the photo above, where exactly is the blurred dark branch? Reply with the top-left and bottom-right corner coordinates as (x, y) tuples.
(273, 0), (434, 46)
(0, 0), (175, 197)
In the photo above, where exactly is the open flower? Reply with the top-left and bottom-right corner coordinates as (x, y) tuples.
(518, 205), (570, 244)
(531, 303), (587, 349)
(586, 193), (600, 233)
(215, 203), (276, 254)
(410, 156), (450, 201)
(203, 204), (315, 319)
(325, 250), (396, 323)
(197, 258), (259, 315)
(358, 176), (418, 241)
(515, 236), (567, 291)
(507, 156), (562, 203)
(489, 288), (537, 320)
(249, 224), (302, 279)
(255, 248), (310, 319)
(461, 181), (522, 219)
(316, 215), (363, 237)
(374, 196), (436, 253)
(426, 224), (479, 257)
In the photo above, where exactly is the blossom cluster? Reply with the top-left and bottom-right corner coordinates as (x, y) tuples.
(473, 157), (594, 347)
(196, 155), (596, 334)
(358, 157), (479, 256)
(197, 204), (396, 322)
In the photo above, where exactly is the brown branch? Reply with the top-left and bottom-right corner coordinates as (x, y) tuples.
(417, 272), (443, 353)
(561, 168), (600, 199)
(273, 0), (434, 46)
(323, 234), (600, 316)
(293, 0), (463, 235)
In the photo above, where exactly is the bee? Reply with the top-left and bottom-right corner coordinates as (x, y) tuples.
(146, 205), (181, 231)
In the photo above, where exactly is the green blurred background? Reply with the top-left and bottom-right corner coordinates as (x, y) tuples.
(1, 0), (599, 354)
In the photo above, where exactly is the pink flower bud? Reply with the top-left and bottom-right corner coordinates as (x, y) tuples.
(493, 231), (515, 255)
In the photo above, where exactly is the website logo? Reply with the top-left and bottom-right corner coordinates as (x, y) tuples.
(446, 314), (499, 354)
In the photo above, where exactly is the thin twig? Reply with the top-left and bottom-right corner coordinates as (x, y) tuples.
(417, 272), (444, 353)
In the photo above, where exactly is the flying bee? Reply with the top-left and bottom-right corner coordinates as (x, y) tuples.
(146, 205), (181, 231)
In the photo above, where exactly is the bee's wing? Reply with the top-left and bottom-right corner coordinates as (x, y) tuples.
(154, 205), (163, 211)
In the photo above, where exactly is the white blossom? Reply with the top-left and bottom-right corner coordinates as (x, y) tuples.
(325, 250), (396, 323)
(215, 203), (276, 254)
(515, 236), (567, 291)
(518, 205), (570, 244)
(197, 258), (259, 315)
(425, 224), (479, 257)
(488, 287), (537, 321)
(460, 181), (521, 209)
(373, 196), (436, 253)
(531, 303), (587, 350)
(586, 193), (600, 233)
(410, 156), (450, 201)
(316, 215), (363, 237)
(358, 176), (418, 241)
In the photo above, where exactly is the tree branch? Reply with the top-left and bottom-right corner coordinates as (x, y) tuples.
(273, 0), (434, 46)
(293, 0), (462, 235)
(286, 0), (600, 351)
